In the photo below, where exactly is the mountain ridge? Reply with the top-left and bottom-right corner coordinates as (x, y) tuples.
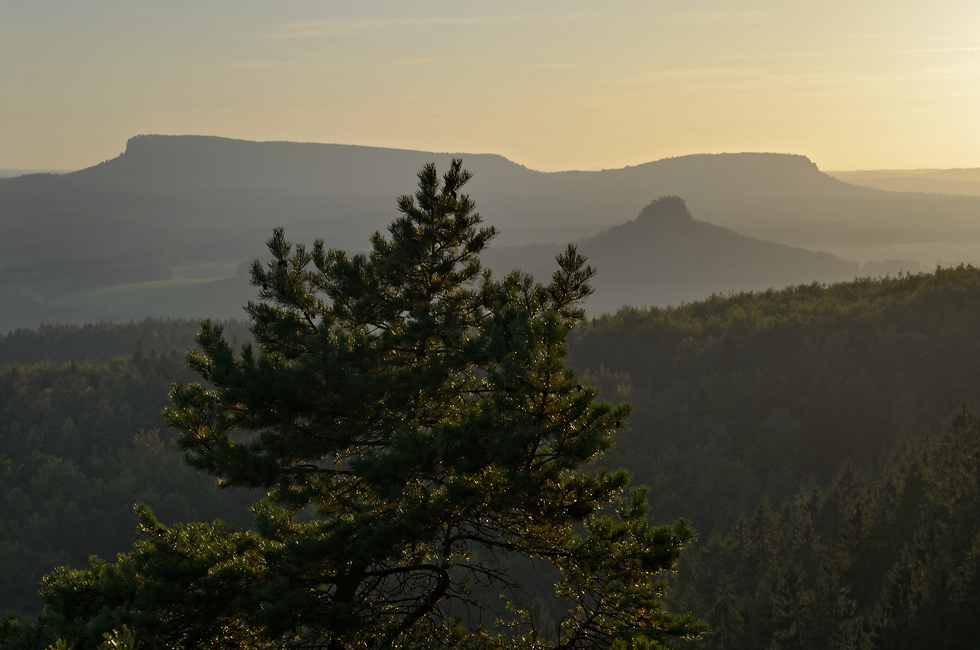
(21, 134), (873, 200)
(63, 134), (533, 192)
(3, 134), (979, 273)
(829, 168), (980, 196)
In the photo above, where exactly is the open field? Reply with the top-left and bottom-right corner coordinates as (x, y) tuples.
(56, 273), (254, 320)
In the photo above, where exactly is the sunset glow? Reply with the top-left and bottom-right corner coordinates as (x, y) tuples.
(3, 1), (979, 172)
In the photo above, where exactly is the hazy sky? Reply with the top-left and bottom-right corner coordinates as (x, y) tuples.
(3, 1), (979, 172)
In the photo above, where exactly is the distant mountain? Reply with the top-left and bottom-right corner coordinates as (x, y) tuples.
(0, 135), (976, 333)
(62, 134), (855, 199)
(0, 169), (68, 178)
(5, 135), (980, 271)
(485, 196), (867, 313)
(828, 168), (980, 196)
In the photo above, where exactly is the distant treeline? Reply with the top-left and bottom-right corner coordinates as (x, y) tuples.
(568, 265), (980, 533)
(0, 318), (252, 366)
(0, 256), (177, 334)
(0, 294), (119, 339)
(0, 256), (172, 296)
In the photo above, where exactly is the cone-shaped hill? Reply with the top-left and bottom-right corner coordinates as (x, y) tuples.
(584, 195), (855, 282)
(485, 196), (865, 313)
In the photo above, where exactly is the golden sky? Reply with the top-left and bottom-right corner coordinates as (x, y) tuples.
(2, 1), (979, 172)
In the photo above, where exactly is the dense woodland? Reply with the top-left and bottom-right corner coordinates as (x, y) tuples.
(0, 318), (251, 367)
(569, 266), (980, 531)
(0, 317), (257, 616)
(2, 266), (980, 647)
(0, 349), (257, 618)
(674, 409), (980, 649)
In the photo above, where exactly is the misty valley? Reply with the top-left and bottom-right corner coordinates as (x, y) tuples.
(2, 140), (980, 649)
(7, 135), (980, 334)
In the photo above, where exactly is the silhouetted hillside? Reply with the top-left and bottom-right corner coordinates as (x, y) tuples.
(4, 135), (980, 270)
(829, 167), (980, 196)
(586, 195), (857, 277)
(566, 265), (980, 533)
(66, 135), (529, 194)
(65, 136), (860, 200)
(486, 196), (869, 312)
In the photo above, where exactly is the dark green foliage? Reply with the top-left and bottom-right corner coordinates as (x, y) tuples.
(568, 267), (980, 532)
(0, 318), (251, 366)
(677, 409), (980, 650)
(562, 268), (980, 648)
(0, 353), (256, 619)
(14, 162), (700, 649)
(37, 506), (270, 650)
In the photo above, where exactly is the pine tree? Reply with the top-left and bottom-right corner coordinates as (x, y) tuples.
(28, 161), (700, 650)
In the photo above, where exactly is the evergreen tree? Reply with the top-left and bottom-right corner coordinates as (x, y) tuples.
(25, 161), (700, 649)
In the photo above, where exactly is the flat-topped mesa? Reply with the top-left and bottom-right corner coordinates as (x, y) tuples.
(637, 195), (694, 222)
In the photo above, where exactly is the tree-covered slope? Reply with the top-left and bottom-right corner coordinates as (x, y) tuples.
(4, 265), (980, 631)
(0, 318), (251, 366)
(567, 265), (980, 532)
(0, 347), (257, 618)
(675, 409), (980, 650)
